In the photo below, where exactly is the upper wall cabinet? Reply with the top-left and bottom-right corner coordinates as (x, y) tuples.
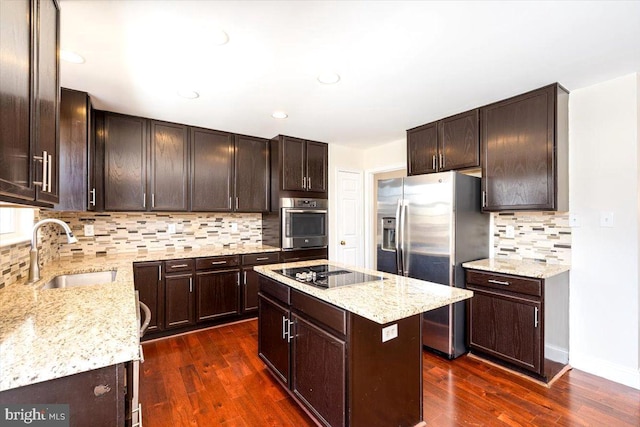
(407, 109), (480, 176)
(271, 135), (328, 198)
(95, 111), (270, 213)
(0, 0), (60, 206)
(56, 88), (92, 211)
(481, 83), (568, 212)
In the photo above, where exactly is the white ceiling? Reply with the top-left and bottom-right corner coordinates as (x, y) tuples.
(60, 1), (640, 149)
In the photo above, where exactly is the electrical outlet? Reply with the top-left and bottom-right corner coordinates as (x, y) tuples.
(600, 212), (614, 228)
(505, 225), (515, 238)
(230, 222), (238, 232)
(167, 223), (176, 234)
(84, 224), (94, 237)
(382, 324), (398, 343)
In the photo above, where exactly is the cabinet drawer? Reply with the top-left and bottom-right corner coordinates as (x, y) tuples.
(242, 252), (279, 266)
(291, 289), (347, 335)
(259, 275), (290, 305)
(466, 270), (541, 297)
(164, 258), (194, 273)
(196, 255), (239, 271)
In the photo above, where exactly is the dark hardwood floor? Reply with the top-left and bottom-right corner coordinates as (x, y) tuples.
(140, 319), (640, 426)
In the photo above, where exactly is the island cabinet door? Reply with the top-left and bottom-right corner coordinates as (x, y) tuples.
(291, 313), (346, 427)
(258, 294), (291, 385)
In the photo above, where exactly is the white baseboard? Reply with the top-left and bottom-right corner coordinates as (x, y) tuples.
(570, 351), (640, 390)
(545, 344), (569, 364)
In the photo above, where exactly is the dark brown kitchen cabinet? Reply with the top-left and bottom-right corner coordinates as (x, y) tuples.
(103, 113), (147, 211)
(56, 88), (92, 211)
(241, 252), (279, 313)
(481, 83), (569, 211)
(280, 247), (328, 263)
(0, 363), (127, 427)
(272, 135), (328, 197)
(291, 312), (346, 427)
(258, 275), (421, 427)
(0, 0), (60, 206)
(190, 128), (234, 211)
(466, 268), (569, 382)
(407, 109), (479, 176)
(195, 255), (240, 322)
(235, 134), (270, 211)
(133, 261), (164, 334)
(258, 292), (291, 385)
(149, 121), (189, 211)
(164, 259), (195, 329)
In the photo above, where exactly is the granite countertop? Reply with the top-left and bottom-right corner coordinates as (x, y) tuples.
(0, 244), (279, 392)
(255, 260), (473, 324)
(462, 258), (570, 279)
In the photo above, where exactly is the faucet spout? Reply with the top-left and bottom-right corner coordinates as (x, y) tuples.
(29, 219), (78, 283)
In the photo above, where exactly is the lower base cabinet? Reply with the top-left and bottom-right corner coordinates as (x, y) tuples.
(0, 364), (127, 427)
(466, 269), (569, 382)
(258, 274), (422, 427)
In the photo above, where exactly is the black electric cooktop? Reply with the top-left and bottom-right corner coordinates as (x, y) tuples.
(275, 264), (383, 289)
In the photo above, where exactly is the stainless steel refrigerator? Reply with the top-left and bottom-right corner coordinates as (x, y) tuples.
(376, 171), (488, 359)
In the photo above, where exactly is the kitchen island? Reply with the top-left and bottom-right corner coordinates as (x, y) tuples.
(255, 260), (473, 427)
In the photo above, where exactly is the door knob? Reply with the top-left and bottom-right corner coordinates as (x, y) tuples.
(340, 240), (346, 246)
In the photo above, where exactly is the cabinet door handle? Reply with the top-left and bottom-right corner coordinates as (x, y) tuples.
(534, 307), (539, 328)
(243, 271), (247, 284)
(302, 176), (306, 189)
(287, 319), (294, 343)
(170, 264), (189, 268)
(189, 277), (193, 293)
(47, 153), (52, 192)
(308, 176), (311, 189)
(255, 257), (269, 261)
(229, 197), (232, 209)
(482, 191), (487, 208)
(151, 193), (155, 208)
(235, 197), (239, 210)
(488, 279), (510, 286)
(432, 155), (436, 170)
(440, 153), (444, 169)
(143, 193), (146, 208)
(210, 260), (227, 265)
(42, 151), (49, 191)
(158, 265), (162, 281)
(89, 188), (96, 206)
(282, 316), (288, 340)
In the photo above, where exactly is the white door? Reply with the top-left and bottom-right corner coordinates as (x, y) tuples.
(336, 170), (363, 266)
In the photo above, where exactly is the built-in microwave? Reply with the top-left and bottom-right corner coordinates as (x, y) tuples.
(281, 198), (328, 250)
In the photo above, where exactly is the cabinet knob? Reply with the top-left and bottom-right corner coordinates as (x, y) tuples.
(340, 240), (346, 246)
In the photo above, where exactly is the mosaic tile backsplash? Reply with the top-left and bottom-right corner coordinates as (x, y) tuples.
(0, 211), (263, 288)
(493, 212), (571, 265)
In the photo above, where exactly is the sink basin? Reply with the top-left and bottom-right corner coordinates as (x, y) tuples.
(41, 270), (117, 290)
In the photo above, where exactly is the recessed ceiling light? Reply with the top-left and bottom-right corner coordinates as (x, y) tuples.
(61, 49), (85, 64)
(177, 90), (200, 99)
(317, 72), (340, 84)
(272, 111), (288, 119)
(212, 30), (229, 46)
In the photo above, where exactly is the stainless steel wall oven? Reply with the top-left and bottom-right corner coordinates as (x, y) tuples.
(281, 198), (328, 250)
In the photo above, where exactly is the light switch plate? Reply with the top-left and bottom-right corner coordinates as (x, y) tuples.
(569, 214), (581, 227)
(230, 222), (238, 232)
(84, 224), (94, 237)
(382, 324), (398, 343)
(505, 225), (515, 238)
(600, 212), (615, 228)
(167, 223), (176, 234)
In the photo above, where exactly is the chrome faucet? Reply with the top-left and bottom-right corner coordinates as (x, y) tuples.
(29, 219), (78, 283)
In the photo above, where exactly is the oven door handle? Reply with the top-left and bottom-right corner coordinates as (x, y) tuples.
(284, 209), (328, 214)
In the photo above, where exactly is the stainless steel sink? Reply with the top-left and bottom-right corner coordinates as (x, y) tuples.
(41, 270), (117, 290)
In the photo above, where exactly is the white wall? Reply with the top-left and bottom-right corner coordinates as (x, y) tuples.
(569, 72), (640, 389)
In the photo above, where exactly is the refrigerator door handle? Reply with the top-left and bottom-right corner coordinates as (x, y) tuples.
(401, 202), (409, 276)
(395, 199), (403, 275)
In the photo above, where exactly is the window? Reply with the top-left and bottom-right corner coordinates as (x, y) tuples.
(0, 207), (35, 246)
